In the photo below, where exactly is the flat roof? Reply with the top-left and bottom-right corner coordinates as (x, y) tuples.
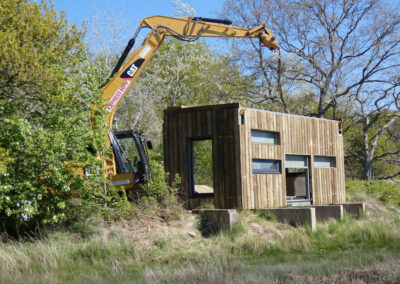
(164, 103), (239, 114)
(164, 103), (339, 123)
(241, 107), (340, 123)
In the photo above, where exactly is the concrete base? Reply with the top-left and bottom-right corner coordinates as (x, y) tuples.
(305, 205), (343, 221)
(259, 208), (316, 231)
(338, 202), (366, 218)
(194, 209), (239, 231)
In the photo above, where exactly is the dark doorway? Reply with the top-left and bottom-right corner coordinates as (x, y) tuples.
(188, 138), (214, 197)
(285, 155), (311, 204)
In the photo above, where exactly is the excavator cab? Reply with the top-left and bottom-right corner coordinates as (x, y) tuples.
(110, 130), (151, 189)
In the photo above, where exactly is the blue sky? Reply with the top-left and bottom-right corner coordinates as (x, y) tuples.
(51, 0), (224, 27)
(48, 0), (227, 52)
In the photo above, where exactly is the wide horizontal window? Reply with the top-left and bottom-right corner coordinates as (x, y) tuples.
(251, 130), (279, 145)
(252, 159), (281, 174)
(285, 155), (308, 168)
(314, 156), (336, 168)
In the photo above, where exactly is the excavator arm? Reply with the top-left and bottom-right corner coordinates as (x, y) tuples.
(101, 15), (279, 186)
(103, 15), (278, 128)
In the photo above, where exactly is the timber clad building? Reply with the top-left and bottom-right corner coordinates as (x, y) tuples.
(163, 103), (345, 210)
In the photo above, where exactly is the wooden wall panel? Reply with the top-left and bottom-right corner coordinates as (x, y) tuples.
(165, 104), (345, 210)
(239, 109), (286, 209)
(164, 104), (241, 210)
(335, 135), (346, 203)
(240, 109), (345, 209)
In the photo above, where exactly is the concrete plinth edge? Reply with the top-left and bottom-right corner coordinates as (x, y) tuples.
(193, 209), (239, 231)
(300, 205), (343, 221)
(338, 202), (366, 218)
(259, 208), (316, 231)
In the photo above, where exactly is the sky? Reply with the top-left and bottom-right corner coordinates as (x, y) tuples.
(47, 0), (228, 52)
(50, 0), (224, 27)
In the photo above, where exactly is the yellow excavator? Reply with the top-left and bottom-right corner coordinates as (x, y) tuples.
(101, 15), (279, 190)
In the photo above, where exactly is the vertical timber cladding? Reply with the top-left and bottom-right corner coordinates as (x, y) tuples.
(163, 104), (242, 209)
(240, 109), (285, 209)
(240, 108), (346, 209)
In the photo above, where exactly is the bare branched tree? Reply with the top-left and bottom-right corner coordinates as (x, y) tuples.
(220, 0), (400, 118)
(346, 81), (400, 179)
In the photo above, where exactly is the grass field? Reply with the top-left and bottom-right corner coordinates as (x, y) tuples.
(1, 199), (400, 283)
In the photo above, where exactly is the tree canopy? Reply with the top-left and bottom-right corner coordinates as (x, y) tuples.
(0, 0), (119, 233)
(220, 0), (400, 179)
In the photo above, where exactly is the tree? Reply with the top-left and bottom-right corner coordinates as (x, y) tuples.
(350, 83), (400, 179)
(0, 0), (84, 118)
(220, 0), (400, 180)
(220, 0), (400, 118)
(114, 39), (253, 144)
(0, 0), (118, 234)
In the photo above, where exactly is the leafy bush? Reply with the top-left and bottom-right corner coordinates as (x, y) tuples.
(0, 1), (130, 236)
(346, 180), (400, 205)
(124, 149), (183, 221)
(0, 67), (122, 235)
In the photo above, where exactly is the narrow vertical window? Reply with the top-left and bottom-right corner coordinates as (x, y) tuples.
(285, 155), (311, 203)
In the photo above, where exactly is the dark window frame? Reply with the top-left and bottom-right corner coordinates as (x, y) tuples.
(188, 137), (215, 198)
(252, 159), (281, 174)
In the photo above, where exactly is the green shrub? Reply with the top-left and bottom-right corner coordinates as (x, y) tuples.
(154, 237), (169, 249)
(0, 0), (129, 236)
(123, 149), (183, 222)
(227, 219), (247, 240)
(346, 180), (400, 205)
(0, 65), (127, 236)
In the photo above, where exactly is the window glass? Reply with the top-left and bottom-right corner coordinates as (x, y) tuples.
(117, 136), (140, 174)
(251, 130), (279, 145)
(314, 156), (336, 168)
(285, 155), (308, 168)
(190, 139), (214, 195)
(286, 168), (308, 198)
(252, 159), (281, 174)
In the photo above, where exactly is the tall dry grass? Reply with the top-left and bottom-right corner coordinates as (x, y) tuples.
(0, 202), (399, 283)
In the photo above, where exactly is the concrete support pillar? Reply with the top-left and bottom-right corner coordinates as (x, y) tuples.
(194, 209), (239, 231)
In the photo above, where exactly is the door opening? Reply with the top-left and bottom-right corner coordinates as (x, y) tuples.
(285, 155), (312, 205)
(188, 138), (214, 197)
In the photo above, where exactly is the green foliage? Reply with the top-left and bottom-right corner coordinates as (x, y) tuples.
(115, 39), (253, 145)
(0, 66), (116, 233)
(0, 147), (12, 174)
(199, 203), (215, 209)
(124, 149), (182, 222)
(258, 210), (278, 222)
(192, 139), (213, 187)
(226, 219), (247, 240)
(67, 209), (104, 239)
(154, 237), (169, 249)
(0, 0), (84, 117)
(0, 0), (126, 234)
(344, 114), (400, 180)
(141, 150), (179, 202)
(346, 180), (400, 205)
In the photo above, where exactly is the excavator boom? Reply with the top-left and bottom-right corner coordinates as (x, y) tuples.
(102, 15), (279, 188)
